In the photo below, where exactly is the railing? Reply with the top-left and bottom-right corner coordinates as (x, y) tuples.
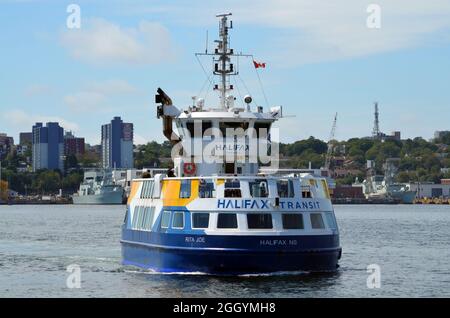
(133, 175), (318, 181)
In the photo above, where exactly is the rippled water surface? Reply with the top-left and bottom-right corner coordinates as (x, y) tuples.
(0, 204), (449, 297)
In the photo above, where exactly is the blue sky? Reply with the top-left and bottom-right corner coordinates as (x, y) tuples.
(1, 0), (450, 145)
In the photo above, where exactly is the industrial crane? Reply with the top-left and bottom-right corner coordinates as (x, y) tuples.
(324, 113), (338, 171)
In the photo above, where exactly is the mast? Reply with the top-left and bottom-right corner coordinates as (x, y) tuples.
(217, 13), (231, 109)
(196, 13), (252, 110)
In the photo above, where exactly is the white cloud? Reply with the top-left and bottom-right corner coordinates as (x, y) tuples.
(60, 18), (176, 65)
(4, 110), (79, 132)
(136, 0), (450, 65)
(245, 0), (450, 65)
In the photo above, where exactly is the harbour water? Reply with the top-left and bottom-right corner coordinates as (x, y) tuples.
(0, 204), (449, 297)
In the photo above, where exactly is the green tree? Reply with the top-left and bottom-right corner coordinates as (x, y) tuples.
(62, 171), (83, 193)
(134, 141), (173, 168)
(78, 151), (100, 168)
(64, 154), (79, 171)
(32, 170), (62, 194)
(396, 171), (411, 183)
(281, 137), (327, 157)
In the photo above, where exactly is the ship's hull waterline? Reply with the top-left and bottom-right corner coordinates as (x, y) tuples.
(121, 231), (341, 274)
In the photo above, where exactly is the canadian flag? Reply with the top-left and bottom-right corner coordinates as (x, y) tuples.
(253, 60), (266, 69)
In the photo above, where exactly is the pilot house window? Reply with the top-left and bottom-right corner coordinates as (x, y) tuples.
(219, 122), (249, 136)
(186, 121), (213, 138)
(254, 122), (271, 138)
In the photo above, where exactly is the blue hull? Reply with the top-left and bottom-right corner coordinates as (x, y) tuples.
(121, 230), (341, 274)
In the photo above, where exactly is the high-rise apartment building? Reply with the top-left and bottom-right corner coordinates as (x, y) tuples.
(101, 117), (134, 169)
(32, 122), (64, 172)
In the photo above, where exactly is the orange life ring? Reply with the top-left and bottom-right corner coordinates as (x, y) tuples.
(183, 163), (196, 176)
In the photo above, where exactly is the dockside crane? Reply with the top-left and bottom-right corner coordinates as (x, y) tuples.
(324, 113), (338, 171)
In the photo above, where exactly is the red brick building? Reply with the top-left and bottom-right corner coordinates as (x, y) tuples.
(64, 131), (85, 157)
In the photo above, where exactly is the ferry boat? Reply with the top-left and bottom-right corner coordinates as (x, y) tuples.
(121, 13), (341, 274)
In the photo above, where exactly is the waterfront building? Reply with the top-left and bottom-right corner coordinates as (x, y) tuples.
(101, 117), (134, 169)
(0, 133), (14, 160)
(64, 131), (85, 157)
(32, 122), (64, 172)
(408, 182), (450, 199)
(333, 185), (365, 199)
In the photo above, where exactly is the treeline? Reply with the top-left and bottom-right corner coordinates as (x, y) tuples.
(0, 169), (83, 195)
(340, 137), (450, 183)
(134, 141), (173, 169)
(277, 134), (450, 184)
(279, 137), (328, 169)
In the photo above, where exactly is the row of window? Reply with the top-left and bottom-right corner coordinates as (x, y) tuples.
(140, 180), (156, 199)
(131, 206), (155, 231)
(174, 179), (315, 199)
(159, 211), (337, 231)
(183, 121), (271, 139)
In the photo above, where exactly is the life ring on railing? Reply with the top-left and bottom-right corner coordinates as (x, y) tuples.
(183, 163), (196, 176)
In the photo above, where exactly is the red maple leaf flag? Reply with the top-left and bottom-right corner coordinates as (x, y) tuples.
(253, 60), (266, 69)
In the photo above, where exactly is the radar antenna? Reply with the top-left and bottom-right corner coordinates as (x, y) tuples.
(372, 102), (380, 138)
